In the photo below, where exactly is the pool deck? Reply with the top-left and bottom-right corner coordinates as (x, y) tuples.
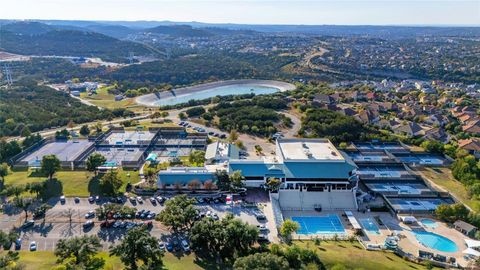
(135, 79), (296, 107)
(284, 209), (472, 267)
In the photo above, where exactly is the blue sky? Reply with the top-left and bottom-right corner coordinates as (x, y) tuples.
(1, 0), (479, 25)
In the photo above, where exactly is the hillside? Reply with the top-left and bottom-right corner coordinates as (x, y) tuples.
(0, 22), (156, 62)
(0, 81), (114, 137)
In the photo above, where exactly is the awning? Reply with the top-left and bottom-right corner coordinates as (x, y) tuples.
(465, 239), (480, 248)
(345, 211), (362, 230)
(399, 216), (417, 223)
(463, 248), (480, 257)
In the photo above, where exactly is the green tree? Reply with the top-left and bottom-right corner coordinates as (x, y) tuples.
(0, 163), (9, 189)
(188, 150), (206, 166)
(157, 195), (197, 233)
(228, 130), (239, 142)
(266, 177), (282, 192)
(190, 213), (258, 260)
(54, 235), (104, 270)
(41, 154), (61, 180)
(26, 181), (45, 199)
(280, 219), (300, 243)
(234, 253), (289, 270)
(0, 251), (23, 270)
(79, 125), (91, 136)
(14, 197), (33, 221)
(86, 153), (106, 176)
(110, 227), (164, 270)
(0, 230), (19, 250)
(99, 170), (122, 196)
(229, 170), (245, 191)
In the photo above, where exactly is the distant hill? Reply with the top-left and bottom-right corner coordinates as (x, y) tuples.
(144, 25), (214, 37)
(84, 24), (138, 39)
(0, 22), (156, 62)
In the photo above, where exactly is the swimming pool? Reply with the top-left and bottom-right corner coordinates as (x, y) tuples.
(291, 215), (345, 235)
(413, 231), (458, 252)
(359, 218), (381, 235)
(420, 219), (438, 229)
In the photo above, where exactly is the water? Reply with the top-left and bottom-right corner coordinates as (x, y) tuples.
(420, 219), (438, 229)
(291, 215), (345, 235)
(359, 218), (381, 235)
(152, 84), (280, 106)
(413, 231), (458, 252)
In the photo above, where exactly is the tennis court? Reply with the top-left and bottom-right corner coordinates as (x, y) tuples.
(92, 147), (146, 166)
(394, 154), (446, 165)
(357, 165), (411, 178)
(292, 215), (346, 235)
(22, 140), (93, 165)
(104, 131), (156, 145)
(388, 197), (454, 211)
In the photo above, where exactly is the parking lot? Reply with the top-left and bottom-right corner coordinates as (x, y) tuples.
(5, 192), (273, 252)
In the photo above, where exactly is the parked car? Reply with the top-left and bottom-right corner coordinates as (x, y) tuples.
(255, 212), (267, 221)
(83, 220), (94, 228)
(15, 239), (21, 250)
(257, 224), (268, 232)
(60, 196), (66, 204)
(257, 234), (269, 243)
(29, 241), (37, 251)
(74, 197), (80, 203)
(181, 240), (190, 252)
(129, 197), (136, 203)
(85, 210), (95, 219)
(150, 197), (157, 204)
(88, 196), (95, 203)
(159, 241), (166, 251)
(155, 196), (164, 203)
(136, 197), (143, 203)
(166, 242), (174, 252)
(21, 220), (35, 229)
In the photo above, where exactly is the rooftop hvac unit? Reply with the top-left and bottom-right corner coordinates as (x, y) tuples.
(302, 142), (309, 149)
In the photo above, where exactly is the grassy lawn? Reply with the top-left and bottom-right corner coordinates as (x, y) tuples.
(13, 241), (432, 270)
(79, 85), (140, 110)
(5, 168), (140, 198)
(413, 166), (480, 212)
(295, 240), (432, 270)
(16, 251), (210, 270)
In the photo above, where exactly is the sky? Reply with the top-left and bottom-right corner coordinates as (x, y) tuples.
(0, 0), (479, 26)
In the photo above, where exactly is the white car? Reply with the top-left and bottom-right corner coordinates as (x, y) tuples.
(181, 240), (190, 252)
(85, 210), (95, 219)
(136, 197), (143, 203)
(29, 241), (37, 251)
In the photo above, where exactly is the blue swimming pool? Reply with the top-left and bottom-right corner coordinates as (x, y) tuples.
(359, 218), (381, 235)
(291, 215), (345, 235)
(413, 231), (458, 252)
(420, 219), (438, 229)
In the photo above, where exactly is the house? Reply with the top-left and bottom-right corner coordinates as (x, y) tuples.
(392, 122), (425, 137)
(339, 107), (356, 117)
(458, 138), (480, 158)
(424, 114), (449, 127)
(423, 128), (450, 143)
(375, 119), (400, 129)
(355, 110), (380, 124)
(313, 94), (335, 105)
(454, 220), (478, 238)
(463, 119), (480, 135)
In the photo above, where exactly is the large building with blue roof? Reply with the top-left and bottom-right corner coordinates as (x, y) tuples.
(230, 139), (359, 210)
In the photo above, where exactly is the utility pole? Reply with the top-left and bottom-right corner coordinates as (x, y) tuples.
(3, 63), (13, 87)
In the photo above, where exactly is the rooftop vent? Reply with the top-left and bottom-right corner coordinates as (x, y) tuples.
(302, 143), (309, 149)
(331, 151), (337, 156)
